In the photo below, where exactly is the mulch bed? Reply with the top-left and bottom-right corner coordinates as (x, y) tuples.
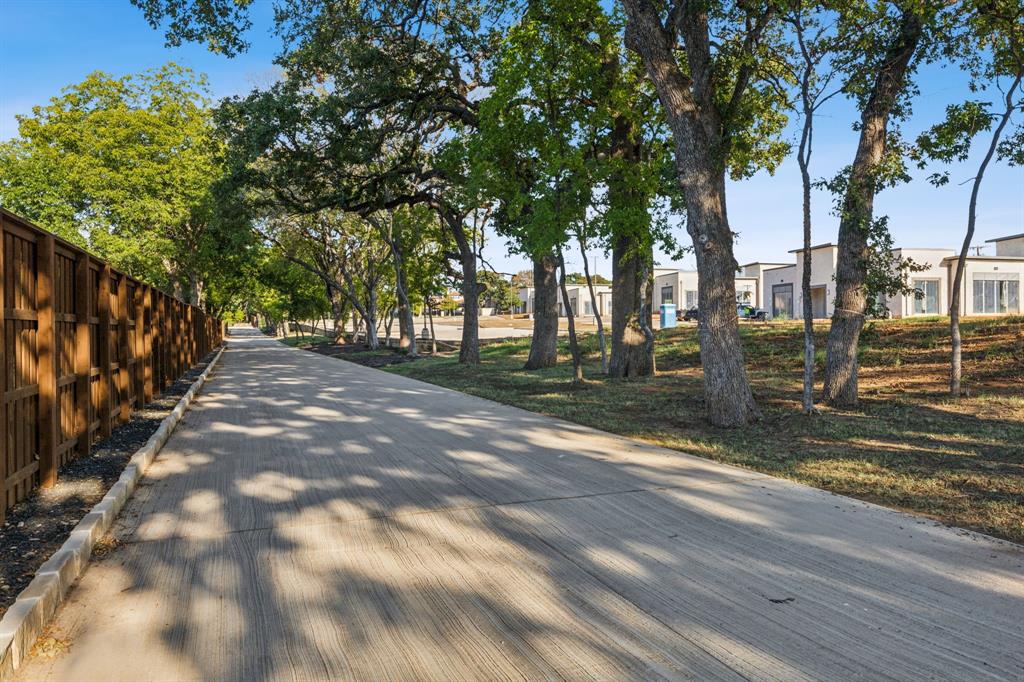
(302, 341), (422, 368)
(0, 351), (218, 618)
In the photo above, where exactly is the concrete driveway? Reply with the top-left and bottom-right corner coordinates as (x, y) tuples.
(18, 327), (1024, 681)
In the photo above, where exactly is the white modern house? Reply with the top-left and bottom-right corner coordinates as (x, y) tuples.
(514, 232), (1024, 322)
(654, 269), (762, 310)
(515, 284), (612, 318)
(750, 232), (1024, 320)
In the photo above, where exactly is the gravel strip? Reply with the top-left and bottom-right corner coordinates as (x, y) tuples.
(0, 351), (217, 617)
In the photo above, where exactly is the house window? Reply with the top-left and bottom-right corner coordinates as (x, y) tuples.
(584, 301), (592, 315)
(973, 277), (1019, 314)
(685, 290), (698, 308)
(736, 285), (753, 303)
(912, 279), (939, 315)
(772, 284), (794, 319)
(661, 286), (674, 304)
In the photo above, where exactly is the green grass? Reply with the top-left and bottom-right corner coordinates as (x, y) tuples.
(278, 334), (333, 348)
(381, 317), (1024, 543)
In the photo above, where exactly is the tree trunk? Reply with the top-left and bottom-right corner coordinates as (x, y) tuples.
(364, 288), (380, 349)
(579, 235), (607, 374)
(606, 108), (654, 379)
(330, 293), (347, 343)
(557, 250), (584, 384)
(824, 10), (923, 406)
(621, 0), (762, 425)
(524, 253), (559, 369)
(383, 306), (396, 345)
(386, 221), (418, 356)
(426, 292), (437, 354)
(445, 210), (480, 364)
(950, 72), (1021, 396)
(609, 231), (655, 378)
(459, 252), (480, 363)
(186, 273), (204, 307)
(798, 109), (816, 414)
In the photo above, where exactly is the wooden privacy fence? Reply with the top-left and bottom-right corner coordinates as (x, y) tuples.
(1, 209), (224, 523)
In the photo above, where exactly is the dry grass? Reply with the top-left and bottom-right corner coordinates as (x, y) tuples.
(384, 316), (1024, 543)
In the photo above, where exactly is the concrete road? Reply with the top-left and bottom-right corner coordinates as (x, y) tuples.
(417, 316), (536, 341)
(19, 327), (1024, 681)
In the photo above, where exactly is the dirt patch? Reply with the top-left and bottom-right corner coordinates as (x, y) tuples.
(300, 341), (421, 368)
(0, 351), (217, 618)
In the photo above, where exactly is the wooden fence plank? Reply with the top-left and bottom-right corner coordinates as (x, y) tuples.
(75, 254), (91, 459)
(0, 215), (7, 523)
(37, 232), (57, 488)
(98, 264), (112, 438)
(117, 275), (129, 423)
(134, 282), (144, 406)
(186, 305), (194, 366)
(143, 285), (153, 403)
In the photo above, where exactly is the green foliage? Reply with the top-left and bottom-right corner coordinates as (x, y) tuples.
(253, 251), (330, 326)
(478, 270), (519, 312)
(131, 0), (256, 56)
(566, 272), (611, 285)
(913, 0), (1024, 178)
(0, 64), (233, 301)
(861, 217), (928, 318)
(472, 0), (679, 275)
(510, 269), (533, 288)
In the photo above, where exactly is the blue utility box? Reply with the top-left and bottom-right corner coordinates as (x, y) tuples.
(660, 304), (677, 329)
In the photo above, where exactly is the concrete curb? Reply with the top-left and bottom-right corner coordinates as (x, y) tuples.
(0, 344), (226, 681)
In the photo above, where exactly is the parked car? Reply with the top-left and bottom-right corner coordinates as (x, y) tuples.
(678, 307), (699, 322)
(736, 303), (768, 321)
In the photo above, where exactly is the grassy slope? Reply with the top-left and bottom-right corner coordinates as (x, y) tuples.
(381, 316), (1024, 543)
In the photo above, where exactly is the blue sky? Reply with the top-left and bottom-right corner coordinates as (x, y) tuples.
(2, 0), (1022, 277)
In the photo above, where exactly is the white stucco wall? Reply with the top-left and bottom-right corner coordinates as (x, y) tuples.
(763, 265), (797, 318)
(517, 287), (534, 314)
(654, 271), (699, 309)
(791, 246), (838, 319)
(946, 258), (1024, 316)
(735, 276), (758, 305)
(993, 236), (1024, 257)
(888, 248), (956, 318)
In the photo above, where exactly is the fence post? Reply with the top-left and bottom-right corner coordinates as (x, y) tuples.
(187, 305), (194, 366)
(160, 293), (167, 389)
(117, 275), (130, 423)
(177, 301), (184, 374)
(75, 254), (92, 459)
(143, 285), (153, 403)
(98, 264), (112, 438)
(158, 292), (165, 391)
(134, 283), (144, 406)
(1, 217), (7, 523)
(37, 232), (58, 488)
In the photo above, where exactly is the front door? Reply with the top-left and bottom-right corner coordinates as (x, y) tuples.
(811, 286), (828, 319)
(913, 279), (939, 315)
(772, 284), (793, 319)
